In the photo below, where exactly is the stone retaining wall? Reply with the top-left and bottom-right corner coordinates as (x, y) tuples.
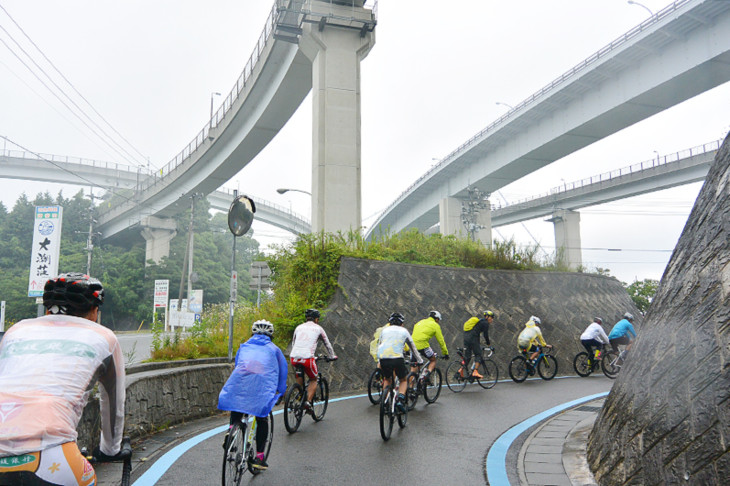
(587, 134), (730, 484)
(319, 258), (640, 394)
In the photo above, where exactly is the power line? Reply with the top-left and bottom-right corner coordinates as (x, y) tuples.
(0, 5), (152, 168)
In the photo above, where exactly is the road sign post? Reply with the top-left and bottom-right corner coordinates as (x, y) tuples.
(227, 192), (256, 361)
(154, 279), (169, 331)
(250, 261), (271, 308)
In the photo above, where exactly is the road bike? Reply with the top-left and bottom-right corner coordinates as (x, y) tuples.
(283, 355), (333, 433)
(602, 347), (628, 379)
(573, 348), (604, 377)
(508, 346), (557, 383)
(446, 346), (498, 392)
(379, 375), (409, 441)
(404, 355), (445, 409)
(221, 413), (274, 485)
(367, 367), (384, 404)
(84, 436), (133, 486)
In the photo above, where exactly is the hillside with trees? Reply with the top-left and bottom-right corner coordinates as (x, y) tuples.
(0, 190), (260, 329)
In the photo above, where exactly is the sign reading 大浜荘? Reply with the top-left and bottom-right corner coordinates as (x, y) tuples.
(28, 206), (63, 297)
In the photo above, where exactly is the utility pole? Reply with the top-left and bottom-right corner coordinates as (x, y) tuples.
(178, 193), (201, 308)
(82, 189), (101, 275)
(460, 186), (490, 242)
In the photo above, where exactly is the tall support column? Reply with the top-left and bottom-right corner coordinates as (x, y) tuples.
(299, 1), (375, 233)
(439, 197), (463, 237)
(547, 209), (582, 270)
(141, 216), (177, 266)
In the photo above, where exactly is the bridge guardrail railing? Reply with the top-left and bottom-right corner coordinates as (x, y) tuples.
(492, 139), (720, 211)
(0, 150), (150, 175)
(372, 0), (694, 225)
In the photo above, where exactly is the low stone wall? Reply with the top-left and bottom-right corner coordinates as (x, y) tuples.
(78, 358), (231, 451)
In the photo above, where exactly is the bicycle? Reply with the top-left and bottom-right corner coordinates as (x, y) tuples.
(404, 355), (445, 409)
(379, 374), (408, 441)
(508, 346), (558, 383)
(573, 347), (604, 377)
(446, 346), (498, 392)
(602, 347), (628, 379)
(367, 367), (384, 405)
(221, 412), (274, 485)
(84, 436), (133, 486)
(283, 355), (333, 433)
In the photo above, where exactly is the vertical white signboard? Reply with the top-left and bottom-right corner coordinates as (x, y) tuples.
(28, 206), (63, 297)
(1, 301), (5, 332)
(154, 280), (169, 308)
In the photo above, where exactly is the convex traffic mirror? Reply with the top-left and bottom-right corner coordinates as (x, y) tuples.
(227, 195), (256, 236)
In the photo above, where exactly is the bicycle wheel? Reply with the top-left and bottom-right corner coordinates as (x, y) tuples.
(367, 369), (384, 405)
(379, 386), (394, 441)
(247, 412), (274, 475)
(446, 360), (467, 393)
(538, 355), (558, 380)
(509, 356), (528, 383)
(312, 377), (329, 422)
(477, 359), (498, 389)
(405, 372), (419, 411)
(602, 351), (621, 379)
(424, 367), (442, 403)
(222, 422), (244, 486)
(283, 384), (304, 433)
(573, 352), (592, 377)
(122, 457), (131, 486)
(397, 400), (408, 429)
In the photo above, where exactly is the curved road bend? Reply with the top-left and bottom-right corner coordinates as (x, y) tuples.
(135, 376), (612, 485)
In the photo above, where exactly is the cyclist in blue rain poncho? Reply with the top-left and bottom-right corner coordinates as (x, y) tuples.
(218, 320), (287, 470)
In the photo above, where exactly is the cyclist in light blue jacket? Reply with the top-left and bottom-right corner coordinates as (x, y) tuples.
(218, 319), (287, 470)
(608, 312), (638, 352)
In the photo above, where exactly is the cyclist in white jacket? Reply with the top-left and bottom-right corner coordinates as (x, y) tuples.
(580, 317), (610, 362)
(289, 309), (337, 411)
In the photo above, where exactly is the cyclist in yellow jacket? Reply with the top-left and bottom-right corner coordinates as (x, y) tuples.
(517, 316), (551, 364)
(411, 310), (449, 376)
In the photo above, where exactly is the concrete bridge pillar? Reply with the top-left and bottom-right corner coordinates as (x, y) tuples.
(547, 209), (582, 270)
(439, 197), (493, 248)
(141, 216), (177, 266)
(299, 1), (375, 233)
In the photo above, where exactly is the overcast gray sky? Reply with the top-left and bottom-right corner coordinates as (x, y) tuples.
(1, 0), (728, 284)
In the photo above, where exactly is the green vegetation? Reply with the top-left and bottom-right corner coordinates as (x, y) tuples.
(151, 229), (568, 360)
(625, 278), (659, 314)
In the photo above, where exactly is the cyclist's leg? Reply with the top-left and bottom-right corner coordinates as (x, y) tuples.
(467, 341), (483, 375)
(380, 359), (396, 390)
(419, 347), (436, 373)
(255, 415), (269, 454)
(462, 345), (474, 375)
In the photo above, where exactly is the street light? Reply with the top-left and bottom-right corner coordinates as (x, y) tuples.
(209, 91), (222, 132)
(495, 101), (514, 110)
(276, 187), (312, 196)
(628, 0), (653, 16)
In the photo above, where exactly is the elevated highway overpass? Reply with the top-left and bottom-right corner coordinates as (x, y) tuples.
(366, 0), (730, 243)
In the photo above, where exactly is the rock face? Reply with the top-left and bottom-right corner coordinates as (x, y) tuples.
(587, 134), (730, 484)
(320, 257), (639, 393)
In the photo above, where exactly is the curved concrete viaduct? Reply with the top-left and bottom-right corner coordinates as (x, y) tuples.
(366, 0), (730, 240)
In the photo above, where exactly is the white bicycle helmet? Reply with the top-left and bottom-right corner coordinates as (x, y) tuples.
(532, 316), (542, 325)
(251, 319), (274, 337)
(623, 312), (634, 321)
(429, 310), (442, 320)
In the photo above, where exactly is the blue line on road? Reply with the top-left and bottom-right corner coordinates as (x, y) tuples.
(131, 394), (368, 486)
(485, 391), (609, 485)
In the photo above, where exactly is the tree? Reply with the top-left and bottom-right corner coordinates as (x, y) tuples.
(625, 278), (659, 314)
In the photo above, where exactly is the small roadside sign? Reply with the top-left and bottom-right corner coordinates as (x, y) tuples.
(154, 280), (169, 308)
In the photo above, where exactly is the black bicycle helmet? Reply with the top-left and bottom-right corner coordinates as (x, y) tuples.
(43, 272), (104, 316)
(388, 312), (405, 326)
(305, 308), (320, 321)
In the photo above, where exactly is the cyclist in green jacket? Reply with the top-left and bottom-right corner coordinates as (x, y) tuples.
(411, 310), (449, 376)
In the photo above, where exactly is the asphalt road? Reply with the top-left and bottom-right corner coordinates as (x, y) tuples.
(117, 332), (154, 365)
(136, 375), (612, 485)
